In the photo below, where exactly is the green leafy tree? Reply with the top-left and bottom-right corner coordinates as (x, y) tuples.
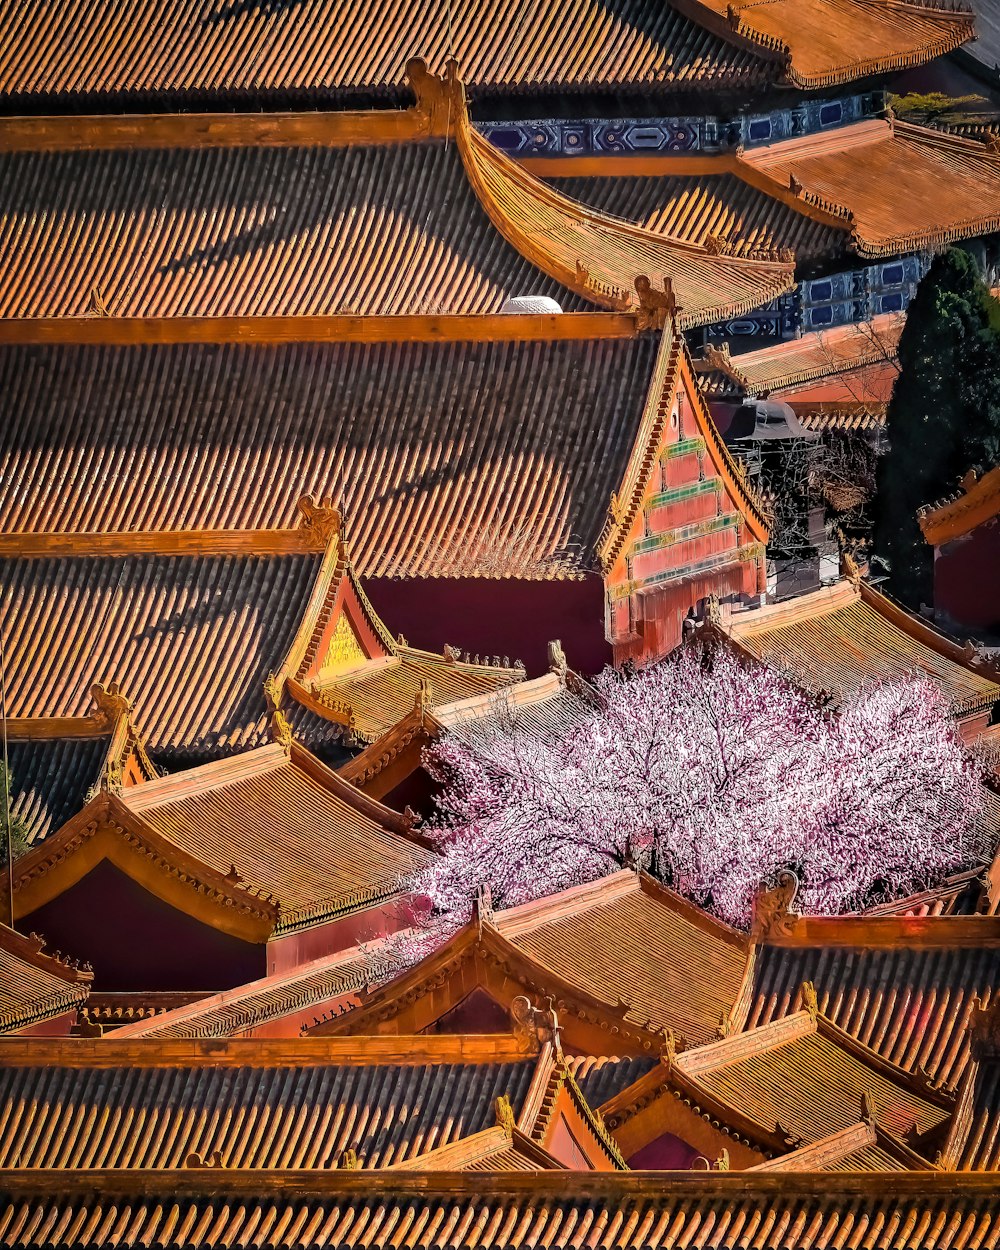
(0, 761), (30, 868)
(875, 249), (1000, 607)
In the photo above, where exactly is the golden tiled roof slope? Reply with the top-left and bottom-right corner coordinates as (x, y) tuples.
(674, 1010), (952, 1147)
(545, 171), (844, 264)
(920, 465), (1000, 546)
(701, 311), (904, 398)
(0, 926), (91, 1034)
(0, 544), (334, 759)
(276, 529), (524, 745)
(0, 65), (792, 326)
(0, 336), (658, 578)
(679, 0), (975, 89)
(0, 139), (586, 319)
(495, 871), (752, 1047)
(119, 743), (430, 931)
(0, 1035), (543, 1169)
(5, 1170), (999, 1248)
(728, 580), (1000, 716)
(0, 0), (768, 107)
(747, 936), (1000, 1090)
(748, 1120), (933, 1172)
(109, 944), (382, 1039)
(739, 119), (1000, 257)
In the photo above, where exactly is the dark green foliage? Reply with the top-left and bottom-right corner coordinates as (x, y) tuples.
(0, 761), (30, 867)
(874, 249), (1000, 607)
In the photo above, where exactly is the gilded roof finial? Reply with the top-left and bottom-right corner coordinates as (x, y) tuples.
(494, 1094), (516, 1136)
(801, 981), (818, 1021)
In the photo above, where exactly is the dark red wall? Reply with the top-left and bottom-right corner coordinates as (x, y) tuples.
(21, 861), (264, 992)
(266, 894), (422, 975)
(627, 1131), (702, 1169)
(364, 575), (611, 677)
(934, 524), (1000, 632)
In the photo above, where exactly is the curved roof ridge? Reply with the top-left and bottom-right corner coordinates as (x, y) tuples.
(449, 65), (793, 329)
(919, 464), (1000, 546)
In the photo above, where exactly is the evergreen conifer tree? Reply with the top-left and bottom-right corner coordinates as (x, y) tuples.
(875, 248), (1000, 608)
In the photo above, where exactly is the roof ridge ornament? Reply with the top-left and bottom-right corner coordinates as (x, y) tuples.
(90, 681), (131, 729)
(547, 640), (568, 683)
(296, 494), (343, 551)
(750, 869), (800, 941)
(635, 275), (678, 332)
(510, 994), (561, 1057)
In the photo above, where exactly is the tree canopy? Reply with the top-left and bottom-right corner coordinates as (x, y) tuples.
(406, 645), (985, 936)
(875, 248), (1000, 607)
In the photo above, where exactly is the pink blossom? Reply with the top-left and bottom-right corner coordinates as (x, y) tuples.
(407, 643), (987, 933)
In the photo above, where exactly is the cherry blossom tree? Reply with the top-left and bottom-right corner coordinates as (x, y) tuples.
(407, 643), (986, 933)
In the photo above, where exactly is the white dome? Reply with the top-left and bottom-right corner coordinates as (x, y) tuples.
(499, 295), (563, 315)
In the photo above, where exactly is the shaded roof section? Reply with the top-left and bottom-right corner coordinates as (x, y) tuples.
(920, 465), (1000, 546)
(3, 1172), (1000, 1250)
(0, 337), (659, 578)
(546, 172), (845, 265)
(6, 737), (109, 845)
(738, 120), (1000, 257)
(679, 0), (974, 89)
(0, 0), (971, 111)
(0, 546), (330, 757)
(0, 1042), (539, 1168)
(674, 1011), (951, 1147)
(727, 579), (1000, 716)
(119, 743), (430, 931)
(0, 926), (91, 1034)
(746, 942), (1000, 1090)
(0, 66), (792, 326)
(960, 0), (1000, 78)
(0, 140), (584, 319)
(494, 871), (751, 1047)
(0, 1), (770, 109)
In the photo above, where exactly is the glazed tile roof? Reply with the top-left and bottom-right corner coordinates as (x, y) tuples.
(495, 871), (751, 1047)
(961, 0), (1000, 77)
(3, 1172), (998, 1249)
(0, 0), (768, 109)
(0, 141), (583, 319)
(684, 0), (974, 90)
(748, 1120), (933, 1172)
(676, 1012), (951, 1146)
(566, 1054), (660, 1109)
(5, 737), (109, 845)
(109, 943), (385, 1039)
(120, 744), (430, 931)
(0, 337), (657, 578)
(740, 120), (1000, 257)
(746, 944), (1000, 1089)
(547, 172), (844, 264)
(920, 465), (1000, 546)
(0, 927), (91, 1035)
(953, 1063), (1000, 1169)
(728, 581), (1000, 716)
(792, 400), (888, 433)
(462, 120), (793, 326)
(309, 650), (521, 744)
(702, 312), (903, 398)
(0, 551), (328, 758)
(0, 1052), (538, 1168)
